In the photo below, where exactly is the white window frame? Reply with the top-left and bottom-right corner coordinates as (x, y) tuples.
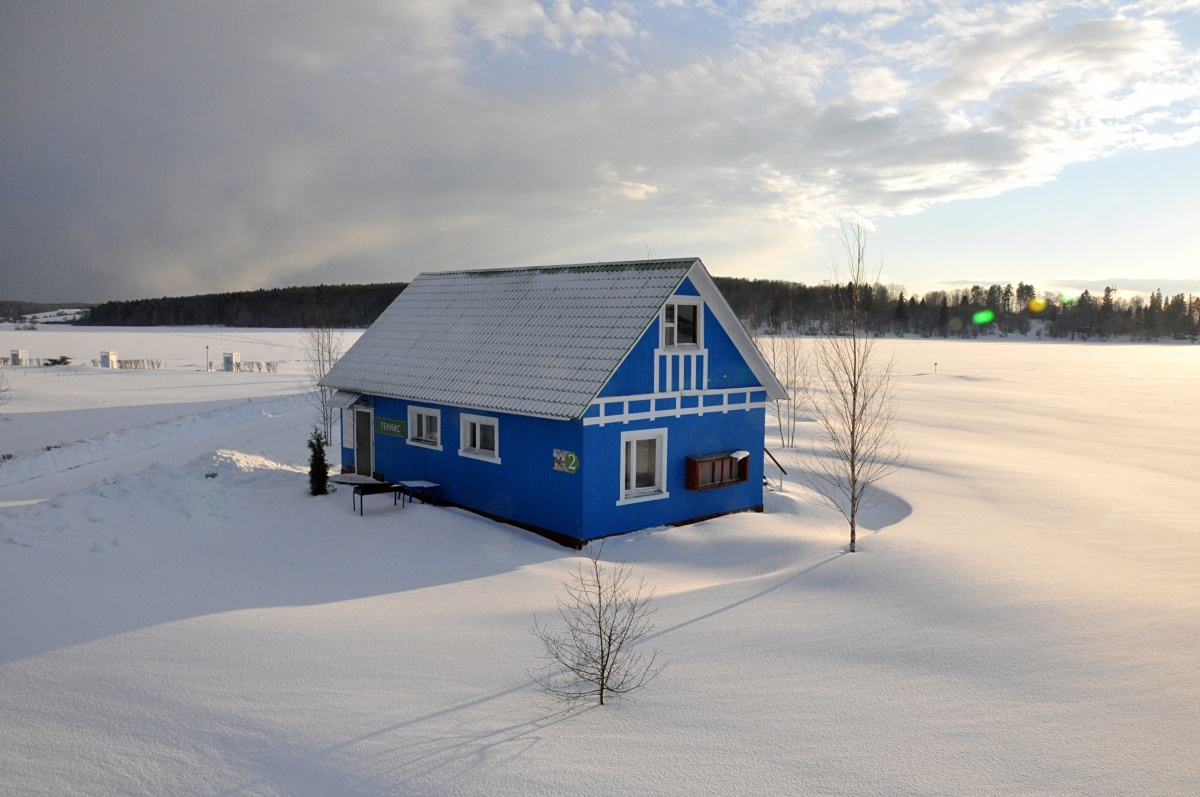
(406, 405), (442, 450)
(459, 413), (501, 464)
(617, 428), (669, 506)
(341, 408), (355, 450)
(662, 300), (702, 348)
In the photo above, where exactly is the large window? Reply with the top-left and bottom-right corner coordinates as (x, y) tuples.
(663, 302), (699, 347)
(407, 405), (442, 450)
(459, 413), (500, 463)
(618, 428), (669, 505)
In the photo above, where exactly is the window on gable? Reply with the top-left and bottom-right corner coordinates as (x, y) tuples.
(407, 406), (441, 450)
(686, 450), (749, 490)
(459, 413), (500, 463)
(663, 302), (699, 347)
(618, 428), (669, 505)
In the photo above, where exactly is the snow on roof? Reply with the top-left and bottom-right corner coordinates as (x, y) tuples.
(320, 259), (699, 419)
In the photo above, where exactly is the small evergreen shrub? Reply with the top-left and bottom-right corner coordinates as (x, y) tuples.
(307, 427), (329, 496)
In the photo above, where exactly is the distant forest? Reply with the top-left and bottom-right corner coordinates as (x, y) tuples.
(83, 284), (407, 328)
(74, 278), (1198, 341)
(713, 278), (1200, 342)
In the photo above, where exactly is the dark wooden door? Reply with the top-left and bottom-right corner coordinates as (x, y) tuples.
(355, 409), (372, 476)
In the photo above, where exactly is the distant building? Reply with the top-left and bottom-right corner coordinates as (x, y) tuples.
(320, 258), (787, 546)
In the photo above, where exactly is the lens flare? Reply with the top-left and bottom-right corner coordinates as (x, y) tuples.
(1028, 296), (1047, 313)
(972, 309), (995, 325)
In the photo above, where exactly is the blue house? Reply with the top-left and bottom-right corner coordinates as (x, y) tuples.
(319, 258), (787, 547)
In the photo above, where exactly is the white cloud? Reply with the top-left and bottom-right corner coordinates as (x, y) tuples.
(3, 0), (1199, 300)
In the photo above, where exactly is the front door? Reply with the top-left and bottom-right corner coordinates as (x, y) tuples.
(355, 408), (373, 477)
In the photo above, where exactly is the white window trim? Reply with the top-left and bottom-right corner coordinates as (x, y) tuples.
(341, 408), (355, 450)
(459, 412), (501, 464)
(662, 300), (703, 349)
(406, 405), (443, 451)
(617, 428), (670, 506)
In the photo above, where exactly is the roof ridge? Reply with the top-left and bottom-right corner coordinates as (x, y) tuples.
(426, 258), (699, 279)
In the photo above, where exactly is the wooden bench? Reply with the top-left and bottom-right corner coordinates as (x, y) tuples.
(351, 482), (403, 516)
(398, 480), (439, 506)
(330, 473), (402, 516)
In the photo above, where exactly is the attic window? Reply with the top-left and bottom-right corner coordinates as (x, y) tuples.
(663, 302), (699, 347)
(686, 450), (749, 490)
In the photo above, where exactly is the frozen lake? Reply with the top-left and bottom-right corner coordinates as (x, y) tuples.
(1, 328), (1197, 796)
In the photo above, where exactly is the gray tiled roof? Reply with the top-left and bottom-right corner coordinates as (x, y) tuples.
(321, 259), (698, 419)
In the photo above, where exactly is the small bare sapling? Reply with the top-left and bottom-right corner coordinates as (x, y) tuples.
(533, 545), (664, 706)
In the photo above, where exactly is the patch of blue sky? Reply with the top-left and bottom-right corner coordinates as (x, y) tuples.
(460, 1), (744, 97)
(1160, 9), (1200, 48)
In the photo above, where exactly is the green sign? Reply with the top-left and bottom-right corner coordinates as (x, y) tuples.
(375, 417), (406, 438)
(553, 448), (580, 474)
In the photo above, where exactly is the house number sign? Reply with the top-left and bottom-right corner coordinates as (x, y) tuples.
(553, 448), (580, 474)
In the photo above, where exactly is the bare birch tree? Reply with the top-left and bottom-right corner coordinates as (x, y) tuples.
(756, 333), (809, 448)
(302, 323), (344, 443)
(804, 223), (906, 553)
(0, 371), (10, 414)
(533, 545), (664, 706)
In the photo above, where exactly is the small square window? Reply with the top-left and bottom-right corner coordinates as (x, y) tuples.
(460, 413), (501, 463)
(407, 406), (442, 450)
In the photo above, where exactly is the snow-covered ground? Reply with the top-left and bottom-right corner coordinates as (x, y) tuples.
(1, 329), (1197, 796)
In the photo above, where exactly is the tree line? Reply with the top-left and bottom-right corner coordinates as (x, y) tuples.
(69, 276), (1197, 341)
(714, 277), (1200, 342)
(81, 283), (406, 328)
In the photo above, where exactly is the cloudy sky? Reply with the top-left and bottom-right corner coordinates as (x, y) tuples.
(3, 1), (1199, 303)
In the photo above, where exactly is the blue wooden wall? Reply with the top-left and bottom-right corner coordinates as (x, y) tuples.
(345, 398), (585, 538)
(579, 407), (766, 539)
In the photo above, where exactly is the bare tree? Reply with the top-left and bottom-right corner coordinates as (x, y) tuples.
(533, 545), (664, 706)
(756, 333), (809, 448)
(302, 323), (344, 443)
(0, 371), (10, 415)
(804, 223), (906, 553)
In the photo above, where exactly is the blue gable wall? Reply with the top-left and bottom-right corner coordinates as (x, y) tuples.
(598, 317), (658, 398)
(599, 285), (760, 399)
(703, 305), (758, 389)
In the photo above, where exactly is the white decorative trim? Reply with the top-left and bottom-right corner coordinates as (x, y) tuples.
(654, 347), (709, 394)
(459, 413), (501, 464)
(406, 405), (443, 451)
(587, 388), (767, 427)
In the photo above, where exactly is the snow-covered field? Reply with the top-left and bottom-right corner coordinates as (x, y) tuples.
(1, 328), (1197, 796)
